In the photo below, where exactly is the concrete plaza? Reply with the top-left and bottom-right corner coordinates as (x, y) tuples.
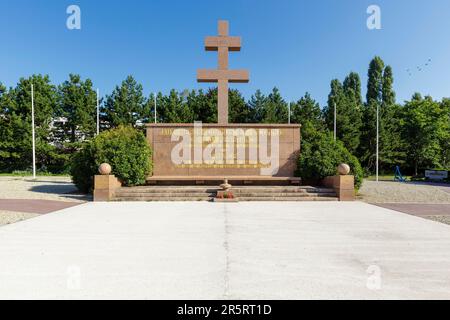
(0, 201), (450, 299)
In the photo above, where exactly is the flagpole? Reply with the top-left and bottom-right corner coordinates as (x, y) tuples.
(334, 102), (337, 141)
(288, 102), (291, 124)
(96, 88), (100, 135)
(154, 93), (157, 124)
(31, 84), (36, 180)
(376, 102), (379, 182)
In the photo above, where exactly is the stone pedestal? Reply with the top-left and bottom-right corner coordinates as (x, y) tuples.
(323, 175), (355, 201)
(93, 175), (122, 202)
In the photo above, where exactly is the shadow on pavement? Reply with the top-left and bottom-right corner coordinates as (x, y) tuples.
(29, 185), (92, 202)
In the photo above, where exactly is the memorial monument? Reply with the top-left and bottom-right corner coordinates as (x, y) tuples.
(197, 20), (249, 125)
(146, 20), (301, 184)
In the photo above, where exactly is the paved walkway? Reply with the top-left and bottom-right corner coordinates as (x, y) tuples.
(375, 203), (450, 216)
(374, 203), (450, 225)
(1, 201), (450, 299)
(0, 199), (81, 214)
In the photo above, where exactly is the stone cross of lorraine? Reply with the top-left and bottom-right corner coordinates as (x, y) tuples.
(197, 20), (250, 124)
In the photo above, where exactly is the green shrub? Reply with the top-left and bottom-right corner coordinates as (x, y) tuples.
(70, 143), (97, 193)
(297, 131), (364, 190)
(70, 126), (152, 193)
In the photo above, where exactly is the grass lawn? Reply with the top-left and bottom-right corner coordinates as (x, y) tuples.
(365, 175), (411, 182)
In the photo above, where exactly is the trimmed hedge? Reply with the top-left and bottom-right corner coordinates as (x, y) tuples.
(297, 131), (363, 190)
(70, 126), (152, 193)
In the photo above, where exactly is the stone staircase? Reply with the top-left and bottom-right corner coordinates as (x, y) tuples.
(113, 186), (216, 201)
(113, 186), (338, 202)
(232, 186), (337, 201)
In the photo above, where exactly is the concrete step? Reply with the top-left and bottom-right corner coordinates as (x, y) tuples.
(114, 196), (338, 202)
(232, 192), (337, 198)
(115, 191), (336, 198)
(231, 188), (335, 193)
(238, 197), (338, 201)
(116, 187), (333, 194)
(114, 197), (213, 202)
(115, 187), (219, 194)
(112, 186), (339, 202)
(115, 193), (215, 198)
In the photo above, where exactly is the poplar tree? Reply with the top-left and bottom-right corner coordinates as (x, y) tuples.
(359, 56), (385, 170)
(323, 75), (363, 154)
(379, 65), (405, 169)
(341, 72), (363, 154)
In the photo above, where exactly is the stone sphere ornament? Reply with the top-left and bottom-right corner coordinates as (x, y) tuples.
(338, 163), (351, 175)
(98, 163), (112, 175)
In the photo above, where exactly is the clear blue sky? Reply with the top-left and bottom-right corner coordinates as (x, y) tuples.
(1, 0), (450, 106)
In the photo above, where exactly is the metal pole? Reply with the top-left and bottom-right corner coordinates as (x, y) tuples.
(154, 94), (157, 124)
(288, 102), (291, 124)
(376, 102), (379, 182)
(31, 84), (36, 180)
(96, 88), (100, 135)
(334, 102), (337, 141)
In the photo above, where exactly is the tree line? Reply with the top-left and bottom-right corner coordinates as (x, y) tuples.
(1, 56), (449, 175)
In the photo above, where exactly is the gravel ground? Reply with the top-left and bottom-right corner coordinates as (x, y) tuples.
(359, 180), (450, 204)
(0, 176), (87, 226)
(360, 181), (450, 226)
(0, 176), (88, 202)
(0, 210), (39, 226)
(425, 216), (450, 225)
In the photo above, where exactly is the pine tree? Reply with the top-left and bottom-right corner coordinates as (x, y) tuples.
(157, 89), (193, 123)
(0, 83), (18, 171)
(290, 92), (324, 140)
(229, 89), (251, 123)
(248, 90), (267, 123)
(1, 75), (61, 172)
(103, 76), (147, 128)
(260, 88), (288, 123)
(203, 88), (220, 123)
(56, 74), (97, 145)
(187, 89), (216, 123)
